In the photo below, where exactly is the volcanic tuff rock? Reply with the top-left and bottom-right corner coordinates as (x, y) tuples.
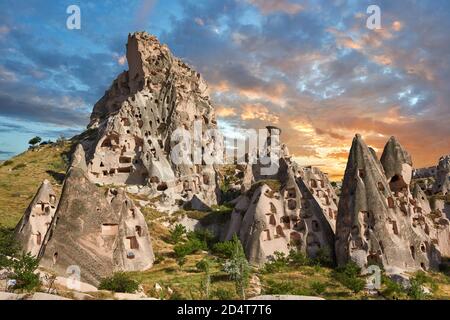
(225, 127), (337, 265)
(82, 31), (220, 209)
(38, 144), (154, 285)
(14, 180), (58, 257)
(336, 135), (449, 273)
(432, 155), (450, 195)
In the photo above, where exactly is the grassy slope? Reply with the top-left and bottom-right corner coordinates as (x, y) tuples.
(0, 142), (72, 228)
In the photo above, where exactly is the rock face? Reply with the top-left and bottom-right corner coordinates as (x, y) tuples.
(82, 32), (220, 209)
(14, 180), (58, 256)
(225, 128), (337, 265)
(432, 155), (450, 195)
(336, 135), (449, 272)
(38, 144), (154, 285)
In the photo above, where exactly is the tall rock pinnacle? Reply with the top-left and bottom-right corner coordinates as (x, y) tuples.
(83, 32), (220, 208)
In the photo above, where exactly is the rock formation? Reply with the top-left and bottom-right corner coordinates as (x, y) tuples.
(225, 127), (337, 265)
(336, 135), (449, 273)
(14, 180), (58, 256)
(38, 144), (154, 285)
(432, 155), (450, 195)
(81, 32), (221, 209)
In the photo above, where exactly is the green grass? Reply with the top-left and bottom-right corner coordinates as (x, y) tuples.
(0, 142), (72, 228)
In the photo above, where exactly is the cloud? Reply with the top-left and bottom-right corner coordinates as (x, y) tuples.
(248, 0), (303, 15)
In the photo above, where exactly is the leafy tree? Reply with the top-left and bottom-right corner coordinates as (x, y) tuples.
(169, 224), (186, 244)
(222, 235), (250, 299)
(0, 227), (20, 269)
(11, 252), (41, 292)
(99, 272), (139, 293)
(196, 257), (212, 299)
(28, 136), (42, 147)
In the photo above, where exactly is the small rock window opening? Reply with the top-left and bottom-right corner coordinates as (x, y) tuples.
(118, 166), (132, 173)
(135, 225), (142, 237)
(269, 215), (276, 226)
(119, 156), (132, 164)
(290, 232), (302, 247)
(312, 220), (320, 232)
(127, 252), (135, 260)
(53, 252), (58, 265)
(129, 208), (136, 219)
(150, 176), (160, 184)
(420, 243), (426, 253)
(310, 179), (317, 188)
(378, 182), (385, 192)
(389, 174), (407, 193)
(270, 202), (277, 213)
(202, 174), (210, 185)
(358, 169), (365, 179)
(328, 208), (334, 219)
(127, 236), (139, 250)
(410, 246), (416, 260)
(281, 216), (290, 228)
(387, 197), (395, 208)
(276, 225), (285, 238)
(36, 232), (42, 246)
(421, 263), (426, 271)
(390, 220), (399, 235)
(287, 199), (296, 210)
(157, 182), (168, 191)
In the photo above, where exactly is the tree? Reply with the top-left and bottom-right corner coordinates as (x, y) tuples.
(11, 252), (41, 292)
(196, 257), (212, 299)
(223, 235), (250, 299)
(0, 227), (20, 269)
(28, 136), (42, 147)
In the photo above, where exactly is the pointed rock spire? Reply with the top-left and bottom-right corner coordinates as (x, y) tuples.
(14, 180), (58, 256)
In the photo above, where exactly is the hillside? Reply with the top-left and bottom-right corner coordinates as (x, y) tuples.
(0, 141), (72, 228)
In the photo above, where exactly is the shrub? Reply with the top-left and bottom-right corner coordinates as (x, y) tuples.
(98, 272), (139, 293)
(311, 248), (334, 268)
(169, 224), (186, 244)
(407, 271), (435, 300)
(11, 253), (41, 292)
(288, 249), (310, 266)
(212, 288), (234, 300)
(28, 136), (42, 147)
(262, 251), (289, 273)
(265, 280), (296, 295)
(212, 241), (235, 259)
(310, 281), (327, 295)
(332, 262), (366, 293)
(381, 275), (407, 300)
(173, 237), (207, 258)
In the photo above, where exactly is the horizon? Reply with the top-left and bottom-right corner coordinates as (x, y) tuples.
(1, 1), (450, 180)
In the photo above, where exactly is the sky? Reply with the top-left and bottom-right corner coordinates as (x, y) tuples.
(0, 0), (449, 179)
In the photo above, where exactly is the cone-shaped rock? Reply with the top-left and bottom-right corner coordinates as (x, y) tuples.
(336, 134), (440, 272)
(14, 180), (58, 256)
(39, 144), (154, 285)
